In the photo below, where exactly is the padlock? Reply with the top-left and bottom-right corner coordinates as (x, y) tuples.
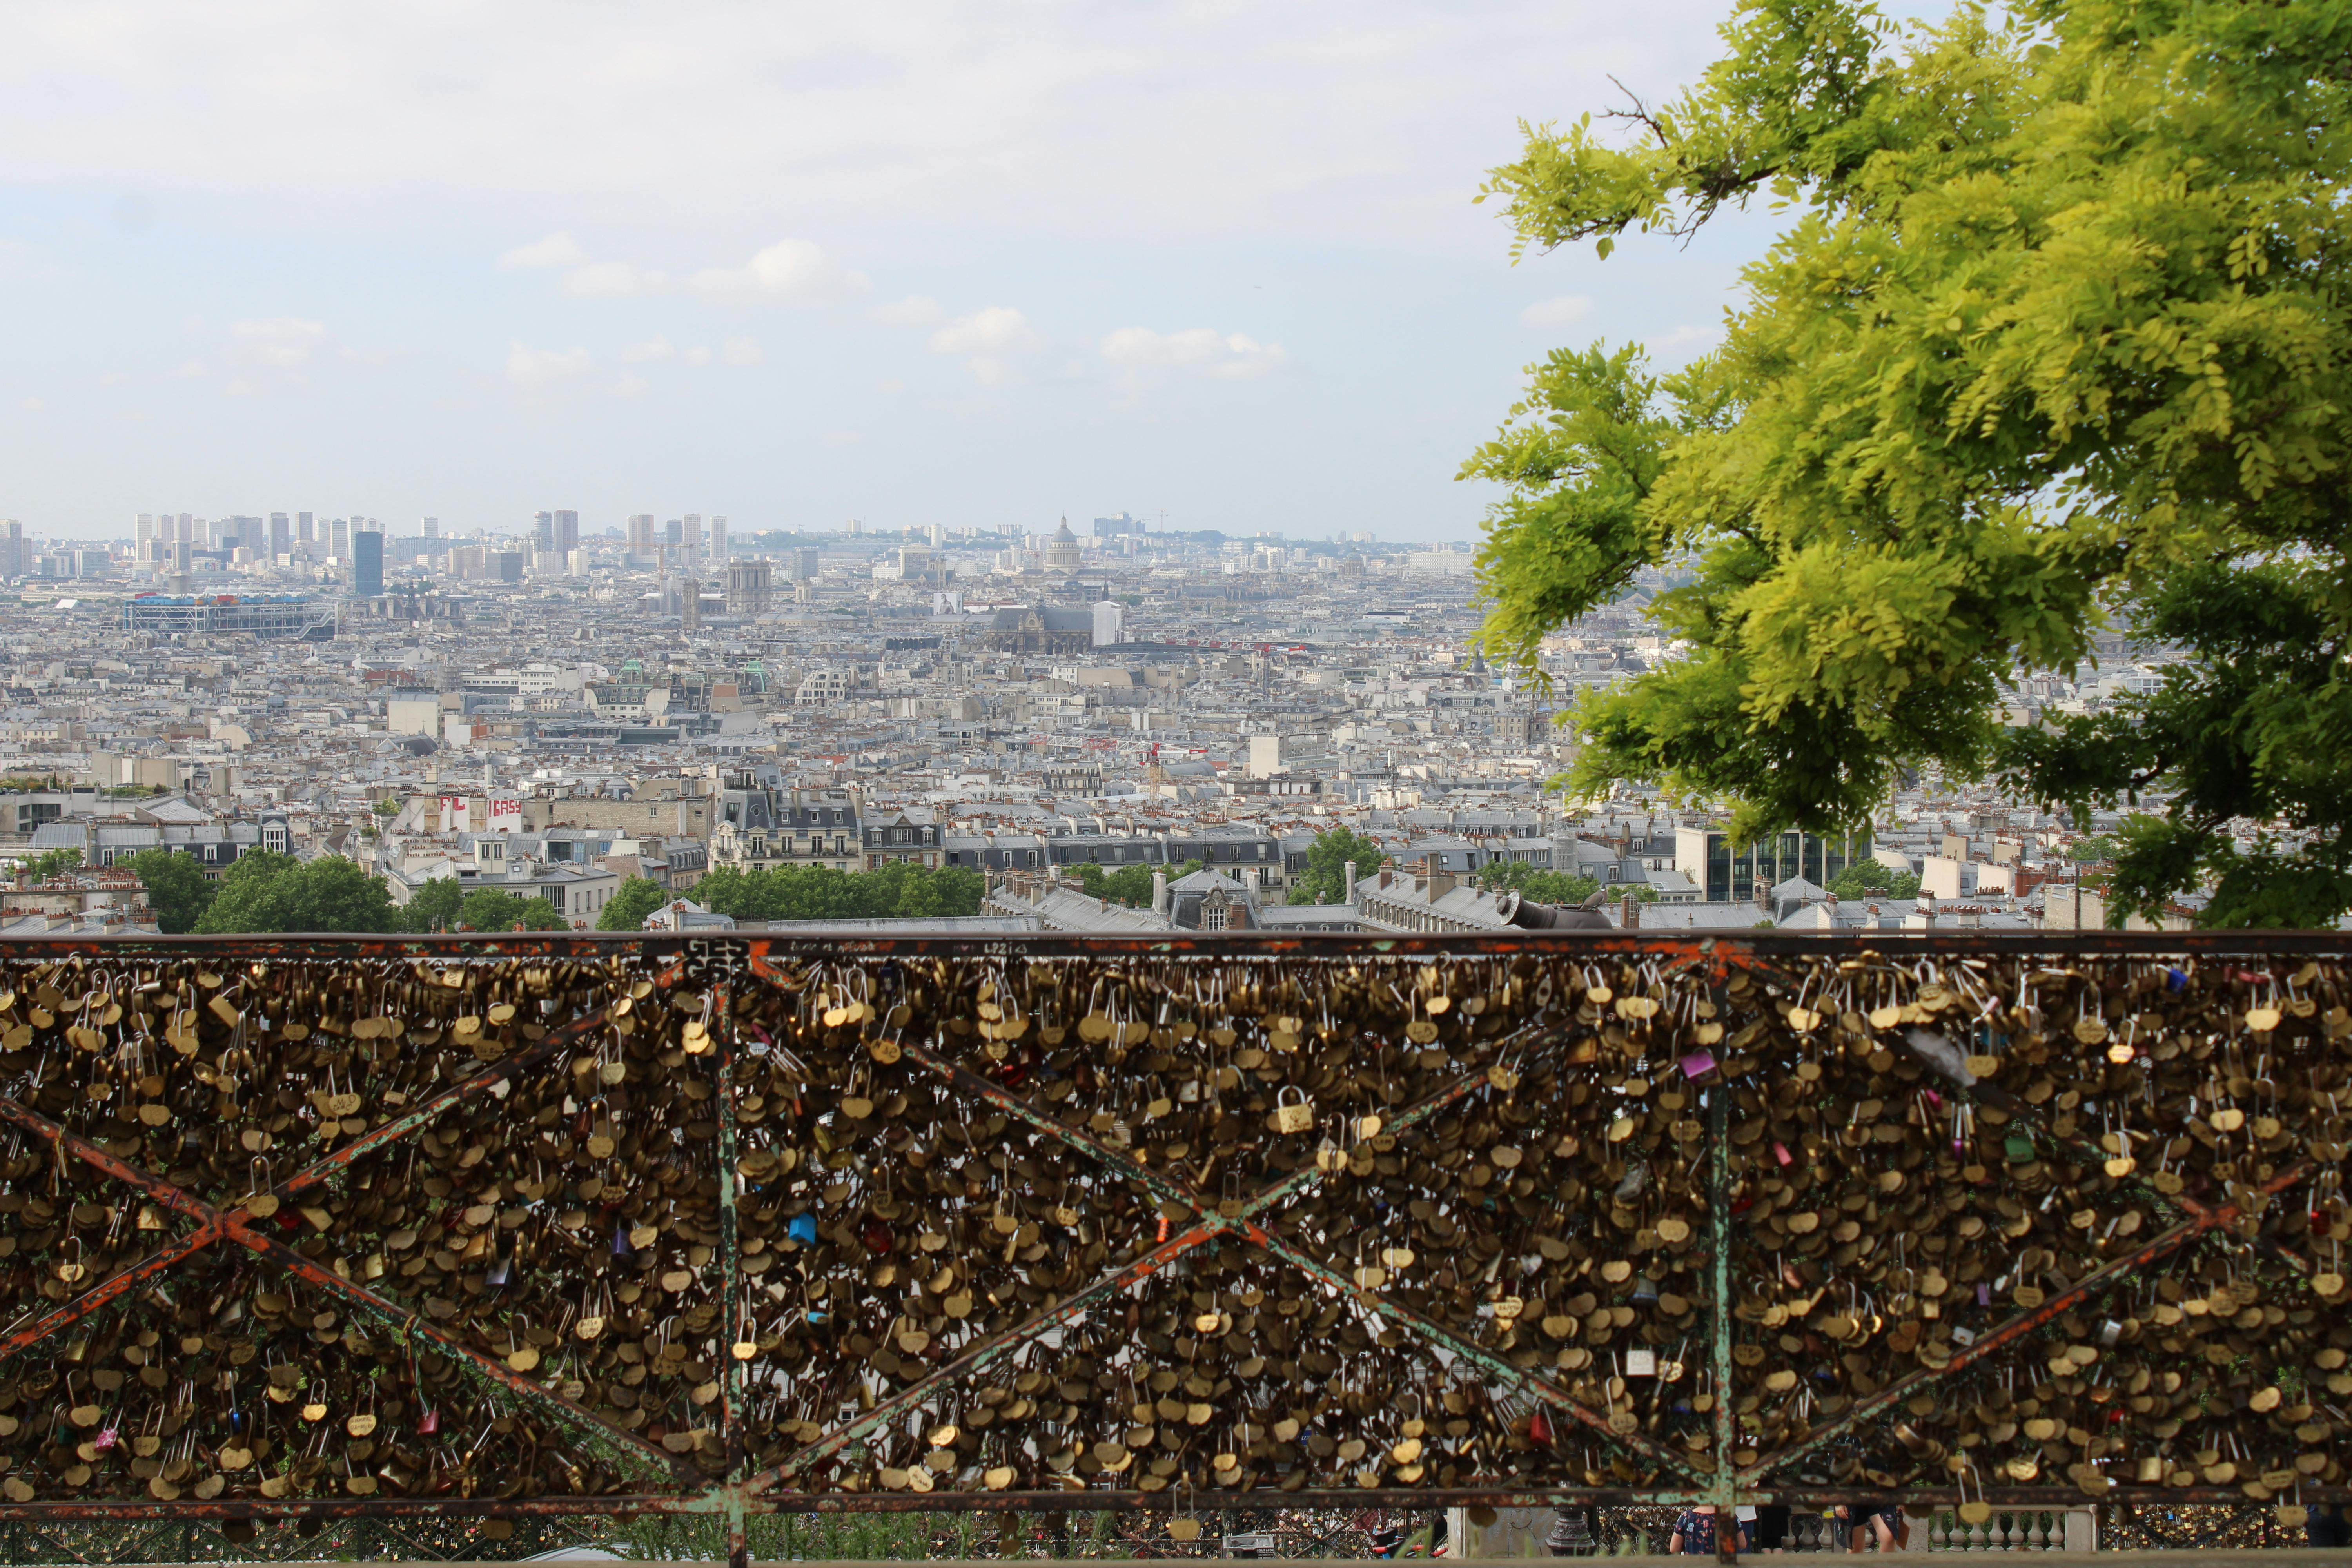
(1269, 1086), (1314, 1135)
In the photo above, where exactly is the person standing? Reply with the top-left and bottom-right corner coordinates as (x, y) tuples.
(1669, 1505), (1720, 1556)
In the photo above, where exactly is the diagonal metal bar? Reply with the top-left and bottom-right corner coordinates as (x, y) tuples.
(274, 1009), (609, 1204)
(0, 1095), (696, 1490)
(895, 1038), (1195, 1213)
(1247, 1227), (1703, 1482)
(758, 1224), (1220, 1490)
(1740, 1209), (2211, 1485)
(0, 1218), (222, 1363)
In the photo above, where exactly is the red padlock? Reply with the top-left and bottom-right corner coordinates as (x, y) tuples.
(1529, 1409), (1554, 1446)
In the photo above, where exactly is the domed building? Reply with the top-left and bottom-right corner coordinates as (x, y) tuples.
(1042, 518), (1083, 573)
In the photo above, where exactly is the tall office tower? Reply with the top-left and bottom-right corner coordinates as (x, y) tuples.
(269, 513), (292, 559)
(136, 515), (153, 553)
(298, 512), (314, 543)
(665, 519), (683, 548)
(176, 513), (191, 540)
(710, 517), (728, 563)
(682, 514), (703, 575)
(627, 514), (655, 550)
(789, 546), (821, 581)
(353, 526), (384, 598)
(331, 519), (349, 558)
(554, 510), (579, 555)
(534, 511), (555, 550)
(172, 538), (191, 573)
(423, 517), (439, 538)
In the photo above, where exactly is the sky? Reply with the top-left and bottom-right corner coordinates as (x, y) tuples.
(0, 1), (1778, 544)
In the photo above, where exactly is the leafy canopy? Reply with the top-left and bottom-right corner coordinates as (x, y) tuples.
(690, 863), (984, 924)
(1286, 830), (1384, 906)
(596, 877), (670, 932)
(194, 852), (400, 934)
(124, 849), (216, 935)
(1469, 0), (2352, 926)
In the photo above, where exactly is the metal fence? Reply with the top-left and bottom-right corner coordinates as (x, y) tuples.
(0, 930), (2336, 1565)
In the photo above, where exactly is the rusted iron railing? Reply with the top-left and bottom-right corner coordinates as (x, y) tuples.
(0, 930), (2335, 1566)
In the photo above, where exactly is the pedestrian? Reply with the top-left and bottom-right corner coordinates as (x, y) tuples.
(1669, 1504), (1720, 1556)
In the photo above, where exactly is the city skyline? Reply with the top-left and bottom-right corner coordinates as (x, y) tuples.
(0, 0), (1766, 542)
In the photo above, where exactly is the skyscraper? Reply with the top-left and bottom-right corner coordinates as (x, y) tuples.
(555, 510), (579, 554)
(423, 517), (439, 538)
(627, 514), (655, 550)
(331, 518), (349, 558)
(297, 512), (314, 544)
(534, 511), (555, 550)
(353, 528), (383, 598)
(711, 516), (728, 563)
(270, 513), (291, 560)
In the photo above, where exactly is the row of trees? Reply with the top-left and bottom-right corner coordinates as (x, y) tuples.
(124, 849), (568, 935)
(625, 862), (985, 926)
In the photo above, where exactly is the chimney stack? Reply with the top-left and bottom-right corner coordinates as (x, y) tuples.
(1621, 891), (1640, 929)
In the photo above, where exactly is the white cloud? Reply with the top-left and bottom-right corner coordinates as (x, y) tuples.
(1099, 326), (1285, 381)
(1521, 295), (1591, 330)
(14, 396), (43, 413)
(927, 307), (1043, 385)
(1647, 323), (1722, 362)
(821, 430), (864, 447)
(229, 316), (329, 371)
(0, 4), (1732, 250)
(513, 237), (862, 308)
(873, 295), (946, 329)
(506, 340), (592, 387)
(619, 335), (675, 363)
(687, 240), (866, 307)
(560, 260), (670, 299)
(873, 378), (906, 395)
(929, 307), (1042, 357)
(720, 336), (763, 366)
(499, 232), (589, 270)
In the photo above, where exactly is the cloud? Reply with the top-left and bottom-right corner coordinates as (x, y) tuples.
(687, 240), (866, 307)
(14, 397), (43, 413)
(228, 317), (329, 371)
(499, 232), (590, 270)
(873, 378), (906, 395)
(1099, 326), (1285, 381)
(873, 295), (946, 329)
(926, 307), (1044, 385)
(506, 340), (592, 387)
(1647, 323), (1722, 362)
(619, 335), (675, 363)
(820, 430), (864, 447)
(720, 336), (763, 366)
(514, 237), (863, 308)
(1521, 295), (1591, 330)
(929, 307), (1042, 357)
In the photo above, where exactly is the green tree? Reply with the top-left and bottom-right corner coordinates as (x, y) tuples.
(123, 849), (216, 935)
(400, 877), (465, 933)
(1075, 862), (1159, 908)
(1476, 859), (1625, 906)
(195, 853), (398, 933)
(1826, 860), (1922, 900)
(597, 876), (670, 932)
(24, 848), (81, 883)
(1469, 0), (2352, 926)
(1286, 830), (1384, 906)
(456, 888), (568, 931)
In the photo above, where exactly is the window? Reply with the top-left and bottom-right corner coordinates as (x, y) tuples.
(1201, 903), (1227, 931)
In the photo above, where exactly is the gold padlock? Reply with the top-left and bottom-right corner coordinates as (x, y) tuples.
(1269, 1085), (1314, 1135)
